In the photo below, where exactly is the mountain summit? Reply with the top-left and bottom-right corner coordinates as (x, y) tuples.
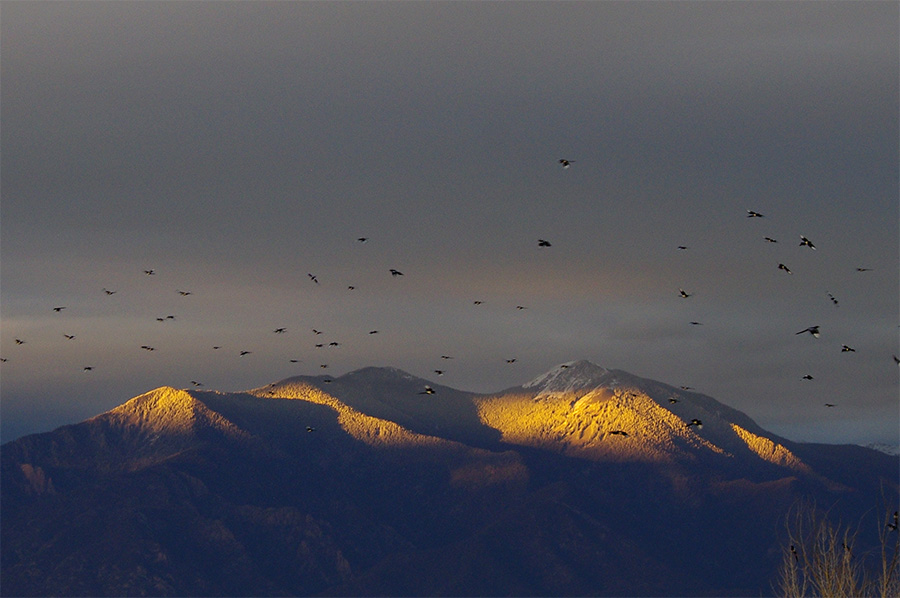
(523, 359), (611, 394)
(2, 362), (896, 596)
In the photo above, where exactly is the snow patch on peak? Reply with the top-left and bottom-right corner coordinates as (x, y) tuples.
(866, 443), (900, 456)
(523, 360), (610, 394)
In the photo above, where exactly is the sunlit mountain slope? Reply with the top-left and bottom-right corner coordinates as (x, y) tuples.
(473, 361), (815, 478)
(2, 361), (896, 597)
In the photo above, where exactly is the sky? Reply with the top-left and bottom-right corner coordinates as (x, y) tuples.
(1, 1), (897, 446)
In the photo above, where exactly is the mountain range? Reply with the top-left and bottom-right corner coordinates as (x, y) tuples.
(2, 360), (897, 596)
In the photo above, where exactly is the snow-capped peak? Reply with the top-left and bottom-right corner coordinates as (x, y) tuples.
(865, 443), (900, 456)
(523, 360), (611, 394)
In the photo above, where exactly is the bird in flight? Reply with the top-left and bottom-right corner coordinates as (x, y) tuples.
(887, 512), (899, 532)
(83, 366), (94, 371)
(668, 398), (679, 404)
(778, 263), (793, 275)
(516, 305), (527, 310)
(856, 267), (872, 272)
(824, 403), (836, 408)
(607, 430), (628, 437)
(308, 273), (319, 284)
(473, 300), (483, 305)
(357, 237), (368, 243)
(747, 210), (765, 218)
(63, 334), (75, 340)
(558, 159), (575, 169)
(677, 245), (689, 251)
(273, 328), (286, 334)
(686, 418), (703, 429)
(369, 330), (379, 335)
(796, 326), (820, 337)
(14, 339), (25, 345)
(841, 344), (856, 352)
(190, 380), (203, 386)
(799, 235), (816, 250)
(434, 370), (444, 376)
(239, 350), (252, 356)
(312, 329), (323, 335)
(306, 426), (316, 433)
(177, 290), (192, 296)
(419, 385), (436, 395)
(441, 355), (454, 360)
(689, 321), (703, 326)
(801, 374), (814, 380)
(53, 306), (66, 312)
(506, 359), (517, 364)
(827, 293), (839, 307)
(538, 239), (552, 248)
(390, 269), (404, 277)
(102, 288), (116, 295)
(140, 345), (155, 351)
(679, 289), (692, 298)
(764, 237), (778, 243)
(144, 269), (155, 275)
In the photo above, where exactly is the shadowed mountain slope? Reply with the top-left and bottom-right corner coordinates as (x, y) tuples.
(2, 361), (896, 596)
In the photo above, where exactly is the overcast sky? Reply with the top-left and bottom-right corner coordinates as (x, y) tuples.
(2, 1), (897, 446)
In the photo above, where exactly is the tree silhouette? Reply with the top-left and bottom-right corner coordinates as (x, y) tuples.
(776, 501), (899, 598)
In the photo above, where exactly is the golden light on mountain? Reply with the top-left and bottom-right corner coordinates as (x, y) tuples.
(474, 387), (727, 464)
(2, 364), (896, 597)
(249, 381), (447, 449)
(730, 423), (810, 473)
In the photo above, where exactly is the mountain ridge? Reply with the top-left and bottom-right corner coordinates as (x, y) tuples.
(2, 361), (896, 596)
(10, 362), (872, 482)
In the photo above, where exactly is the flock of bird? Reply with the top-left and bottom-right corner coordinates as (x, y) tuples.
(2, 158), (896, 438)
(592, 202), (893, 434)
(4, 162), (584, 386)
(3, 241), (538, 383)
(740, 208), (889, 396)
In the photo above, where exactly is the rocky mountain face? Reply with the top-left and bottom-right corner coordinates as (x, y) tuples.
(2, 361), (897, 596)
